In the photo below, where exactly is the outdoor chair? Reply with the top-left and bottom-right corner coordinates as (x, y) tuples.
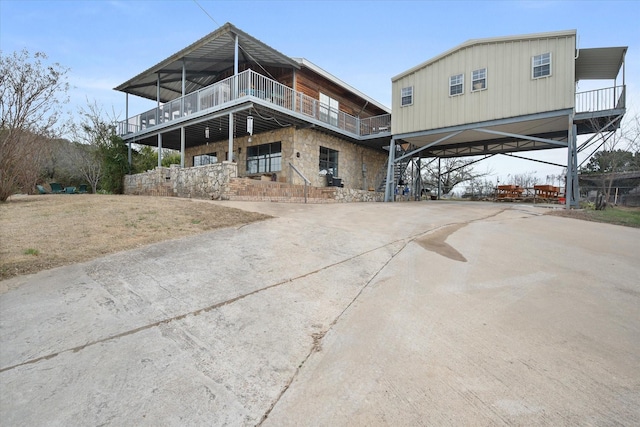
(64, 186), (77, 194)
(78, 184), (88, 194)
(49, 182), (64, 193)
(36, 185), (50, 194)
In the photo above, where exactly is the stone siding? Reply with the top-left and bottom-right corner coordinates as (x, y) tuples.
(291, 128), (388, 190)
(124, 162), (237, 199)
(185, 127), (389, 191)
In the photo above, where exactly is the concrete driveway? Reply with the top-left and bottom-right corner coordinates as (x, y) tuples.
(1, 201), (638, 426)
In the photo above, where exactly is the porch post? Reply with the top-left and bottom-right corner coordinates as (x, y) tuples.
(234, 34), (239, 75)
(228, 113), (234, 162)
(156, 73), (161, 124)
(181, 59), (186, 116)
(158, 133), (163, 168)
(126, 93), (131, 172)
(180, 127), (185, 168)
(292, 69), (297, 111)
(384, 138), (396, 202)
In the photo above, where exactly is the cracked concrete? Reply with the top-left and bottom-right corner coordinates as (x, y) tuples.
(1, 201), (639, 426)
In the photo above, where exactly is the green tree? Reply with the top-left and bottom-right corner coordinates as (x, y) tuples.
(0, 50), (69, 201)
(72, 101), (129, 193)
(132, 146), (181, 173)
(100, 134), (129, 193)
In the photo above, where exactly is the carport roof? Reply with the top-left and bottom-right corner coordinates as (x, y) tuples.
(113, 22), (300, 103)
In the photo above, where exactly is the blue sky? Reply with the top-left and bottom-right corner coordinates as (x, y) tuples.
(1, 0), (639, 181)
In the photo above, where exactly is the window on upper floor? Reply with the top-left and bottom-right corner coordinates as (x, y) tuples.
(193, 152), (217, 166)
(532, 52), (551, 78)
(319, 92), (339, 127)
(471, 68), (487, 91)
(449, 74), (464, 96)
(401, 86), (413, 106)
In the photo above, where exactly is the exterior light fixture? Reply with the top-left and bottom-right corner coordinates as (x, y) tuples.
(247, 115), (254, 135)
(205, 126), (210, 139)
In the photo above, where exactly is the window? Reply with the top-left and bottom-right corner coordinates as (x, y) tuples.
(193, 152), (217, 166)
(471, 68), (486, 91)
(319, 93), (339, 127)
(319, 146), (339, 176)
(532, 52), (551, 78)
(246, 142), (281, 174)
(449, 73), (464, 96)
(401, 86), (413, 106)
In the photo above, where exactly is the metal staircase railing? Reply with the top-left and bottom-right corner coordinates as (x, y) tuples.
(375, 145), (415, 194)
(288, 162), (310, 203)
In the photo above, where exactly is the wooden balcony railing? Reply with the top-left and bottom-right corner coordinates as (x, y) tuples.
(118, 69), (391, 139)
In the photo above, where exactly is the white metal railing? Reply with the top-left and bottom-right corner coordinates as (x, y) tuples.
(575, 85), (625, 114)
(117, 69), (391, 139)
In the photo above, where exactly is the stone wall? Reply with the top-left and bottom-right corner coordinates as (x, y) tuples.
(184, 127), (389, 191)
(334, 187), (385, 203)
(291, 128), (388, 190)
(124, 162), (237, 199)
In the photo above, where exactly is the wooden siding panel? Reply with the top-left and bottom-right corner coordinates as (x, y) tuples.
(295, 68), (387, 118)
(392, 34), (576, 135)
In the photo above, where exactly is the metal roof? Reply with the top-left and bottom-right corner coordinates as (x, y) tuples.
(575, 47), (627, 80)
(113, 23), (300, 103)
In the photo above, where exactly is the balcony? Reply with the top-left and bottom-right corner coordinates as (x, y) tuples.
(575, 85), (625, 114)
(118, 69), (390, 140)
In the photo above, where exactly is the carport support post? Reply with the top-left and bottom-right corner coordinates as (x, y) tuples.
(180, 127), (185, 168)
(437, 158), (442, 200)
(566, 122), (579, 209)
(384, 138), (396, 202)
(158, 133), (163, 168)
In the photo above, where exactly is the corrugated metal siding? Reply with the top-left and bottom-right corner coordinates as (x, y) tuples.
(392, 34), (575, 134)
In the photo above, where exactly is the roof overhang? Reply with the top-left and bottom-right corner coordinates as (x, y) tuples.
(575, 47), (627, 81)
(114, 23), (300, 103)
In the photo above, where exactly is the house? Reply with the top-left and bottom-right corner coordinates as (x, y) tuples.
(387, 30), (627, 206)
(115, 23), (392, 201)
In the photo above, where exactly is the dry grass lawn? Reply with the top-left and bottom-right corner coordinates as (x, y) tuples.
(0, 194), (271, 281)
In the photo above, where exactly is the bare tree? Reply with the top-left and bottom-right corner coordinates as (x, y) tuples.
(0, 50), (69, 201)
(420, 157), (491, 196)
(581, 115), (640, 209)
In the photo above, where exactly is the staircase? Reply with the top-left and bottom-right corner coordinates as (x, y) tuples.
(226, 178), (338, 203)
(376, 145), (414, 193)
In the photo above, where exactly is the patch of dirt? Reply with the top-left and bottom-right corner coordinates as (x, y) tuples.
(0, 194), (271, 281)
